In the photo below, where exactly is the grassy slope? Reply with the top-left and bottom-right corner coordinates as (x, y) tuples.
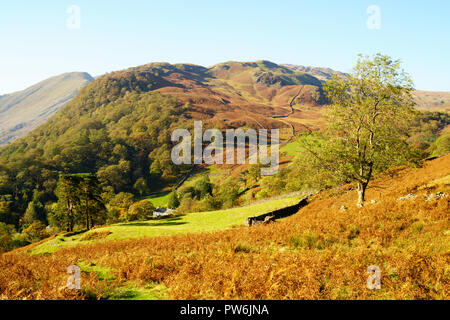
(143, 192), (172, 207)
(280, 138), (303, 158)
(30, 195), (303, 255)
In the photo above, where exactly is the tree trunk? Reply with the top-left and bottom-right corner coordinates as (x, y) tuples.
(89, 215), (94, 229)
(67, 200), (73, 232)
(85, 198), (90, 230)
(357, 182), (367, 208)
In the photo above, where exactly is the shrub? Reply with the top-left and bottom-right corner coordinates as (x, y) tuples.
(167, 191), (180, 209)
(79, 231), (112, 241)
(126, 200), (155, 221)
(288, 232), (336, 250)
(21, 221), (49, 243)
(0, 222), (16, 252)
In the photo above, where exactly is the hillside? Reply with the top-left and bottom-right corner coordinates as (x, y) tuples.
(0, 60), (448, 241)
(1, 155), (448, 300)
(413, 90), (450, 113)
(0, 72), (93, 145)
(0, 61), (326, 231)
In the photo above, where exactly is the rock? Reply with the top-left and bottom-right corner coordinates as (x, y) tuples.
(436, 192), (449, 199)
(263, 215), (276, 224)
(397, 194), (417, 201)
(424, 192), (448, 201)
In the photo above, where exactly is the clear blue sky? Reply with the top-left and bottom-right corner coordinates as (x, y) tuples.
(1, 0), (449, 94)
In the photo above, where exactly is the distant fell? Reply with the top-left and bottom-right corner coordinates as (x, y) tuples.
(0, 72), (93, 145)
(283, 64), (450, 113)
(282, 64), (347, 82)
(413, 90), (450, 113)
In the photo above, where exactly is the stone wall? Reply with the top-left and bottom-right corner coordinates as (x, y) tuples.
(245, 197), (309, 226)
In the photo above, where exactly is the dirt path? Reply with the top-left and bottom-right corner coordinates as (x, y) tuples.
(273, 86), (304, 119)
(270, 86), (306, 140)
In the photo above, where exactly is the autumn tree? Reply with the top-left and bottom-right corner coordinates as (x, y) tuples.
(302, 54), (417, 207)
(127, 200), (155, 221)
(194, 176), (213, 199)
(133, 177), (150, 196)
(21, 221), (48, 243)
(248, 164), (261, 184)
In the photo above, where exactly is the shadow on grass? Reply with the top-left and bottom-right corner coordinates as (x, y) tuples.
(118, 215), (187, 227)
(122, 221), (187, 227)
(63, 230), (88, 237)
(140, 191), (171, 201)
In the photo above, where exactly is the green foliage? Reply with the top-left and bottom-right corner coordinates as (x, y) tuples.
(194, 176), (213, 199)
(248, 164), (262, 183)
(22, 199), (46, 227)
(126, 200), (155, 221)
(0, 197), (19, 226)
(179, 175), (213, 201)
(408, 111), (450, 156)
(215, 179), (240, 209)
(430, 132), (450, 157)
(133, 178), (150, 196)
(21, 221), (48, 243)
(107, 192), (135, 223)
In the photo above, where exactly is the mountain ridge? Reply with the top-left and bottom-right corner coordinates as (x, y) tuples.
(1, 61), (447, 149)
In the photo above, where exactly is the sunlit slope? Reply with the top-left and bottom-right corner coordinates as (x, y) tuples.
(0, 72), (93, 145)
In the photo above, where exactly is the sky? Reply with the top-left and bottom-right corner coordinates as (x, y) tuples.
(0, 0), (449, 95)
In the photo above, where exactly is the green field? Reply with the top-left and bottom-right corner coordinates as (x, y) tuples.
(31, 195), (302, 255)
(76, 261), (168, 300)
(142, 192), (171, 207)
(280, 138), (303, 157)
